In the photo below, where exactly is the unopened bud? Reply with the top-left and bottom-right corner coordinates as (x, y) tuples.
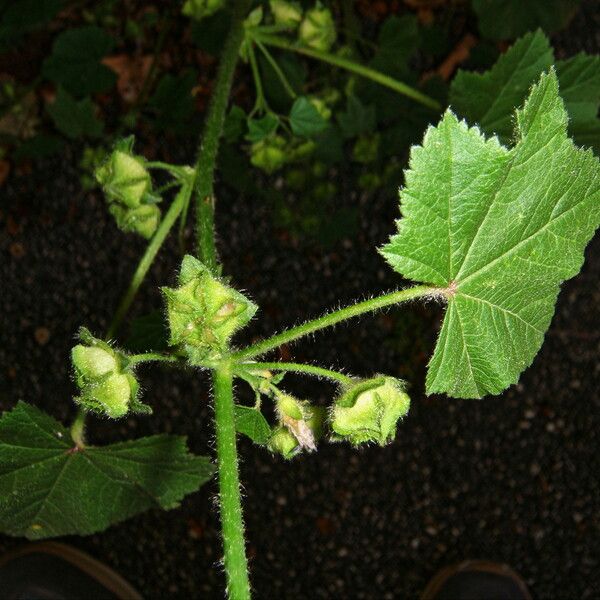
(298, 3), (336, 52)
(270, 0), (302, 28)
(331, 376), (410, 446)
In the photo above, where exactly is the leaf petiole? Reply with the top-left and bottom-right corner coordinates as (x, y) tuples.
(235, 361), (354, 385)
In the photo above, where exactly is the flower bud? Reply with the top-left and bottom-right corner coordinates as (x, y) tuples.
(330, 376), (410, 446)
(162, 255), (257, 363)
(272, 394), (326, 456)
(298, 3), (336, 52)
(71, 328), (149, 419)
(96, 137), (161, 239)
(250, 135), (287, 174)
(182, 0), (225, 21)
(268, 426), (300, 459)
(270, 0), (302, 28)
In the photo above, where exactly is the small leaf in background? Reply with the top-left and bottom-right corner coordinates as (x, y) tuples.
(246, 113), (279, 143)
(148, 70), (198, 133)
(0, 402), (215, 539)
(472, 0), (581, 40)
(450, 30), (600, 153)
(337, 95), (375, 139)
(234, 405), (272, 445)
(47, 88), (103, 139)
(124, 310), (170, 353)
(381, 71), (600, 398)
(42, 26), (117, 97)
(223, 105), (247, 143)
(14, 135), (64, 161)
(289, 97), (327, 137)
(371, 14), (419, 76)
(0, 0), (61, 48)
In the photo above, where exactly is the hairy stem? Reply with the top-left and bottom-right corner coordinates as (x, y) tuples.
(193, 0), (251, 273)
(236, 361), (353, 385)
(234, 286), (438, 361)
(213, 363), (251, 600)
(254, 33), (442, 111)
(106, 177), (194, 339)
(70, 409), (86, 448)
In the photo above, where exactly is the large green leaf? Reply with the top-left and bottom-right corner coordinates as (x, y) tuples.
(381, 71), (600, 398)
(42, 26), (116, 97)
(450, 30), (600, 153)
(472, 0), (580, 40)
(0, 402), (214, 539)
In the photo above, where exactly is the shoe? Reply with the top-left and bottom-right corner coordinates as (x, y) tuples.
(421, 559), (532, 600)
(0, 542), (141, 600)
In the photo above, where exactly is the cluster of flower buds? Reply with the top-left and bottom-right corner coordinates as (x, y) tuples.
(330, 376), (410, 446)
(71, 328), (150, 419)
(268, 392), (326, 459)
(162, 255), (257, 363)
(298, 3), (336, 52)
(95, 137), (161, 239)
(182, 0), (225, 21)
(250, 135), (287, 174)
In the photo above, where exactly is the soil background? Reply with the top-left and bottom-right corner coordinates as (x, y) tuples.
(1, 3), (600, 599)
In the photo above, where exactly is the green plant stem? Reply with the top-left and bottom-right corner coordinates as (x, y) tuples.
(128, 353), (180, 365)
(254, 39), (297, 100)
(70, 409), (86, 448)
(193, 0), (251, 273)
(107, 177), (193, 339)
(253, 33), (442, 111)
(234, 285), (438, 361)
(213, 363), (251, 600)
(237, 362), (353, 385)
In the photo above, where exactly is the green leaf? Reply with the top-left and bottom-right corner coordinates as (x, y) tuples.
(337, 95), (375, 139)
(246, 113), (279, 143)
(371, 14), (418, 76)
(234, 405), (272, 445)
(47, 88), (103, 139)
(42, 26), (116, 97)
(0, 402), (214, 539)
(450, 31), (600, 153)
(381, 71), (600, 398)
(450, 31), (553, 144)
(289, 97), (327, 137)
(149, 70), (198, 133)
(556, 53), (600, 154)
(472, 0), (580, 40)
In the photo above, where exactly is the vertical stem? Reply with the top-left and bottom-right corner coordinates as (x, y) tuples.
(213, 363), (251, 600)
(194, 0), (251, 273)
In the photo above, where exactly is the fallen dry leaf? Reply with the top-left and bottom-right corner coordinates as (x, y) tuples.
(102, 54), (153, 103)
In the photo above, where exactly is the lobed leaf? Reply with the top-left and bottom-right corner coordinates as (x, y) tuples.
(234, 406), (272, 445)
(0, 402), (214, 539)
(382, 71), (600, 398)
(450, 30), (600, 153)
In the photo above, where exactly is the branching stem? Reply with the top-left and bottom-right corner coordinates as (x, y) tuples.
(253, 32), (442, 111)
(236, 361), (353, 385)
(233, 286), (439, 361)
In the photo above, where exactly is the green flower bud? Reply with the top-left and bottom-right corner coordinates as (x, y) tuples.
(250, 135), (287, 174)
(268, 426), (300, 459)
(182, 0), (225, 21)
(331, 376), (410, 446)
(274, 394), (326, 455)
(108, 203), (161, 240)
(308, 96), (331, 121)
(270, 0), (302, 28)
(298, 3), (336, 52)
(71, 328), (149, 419)
(162, 255), (258, 363)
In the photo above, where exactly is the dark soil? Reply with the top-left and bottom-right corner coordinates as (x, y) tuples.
(1, 5), (600, 600)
